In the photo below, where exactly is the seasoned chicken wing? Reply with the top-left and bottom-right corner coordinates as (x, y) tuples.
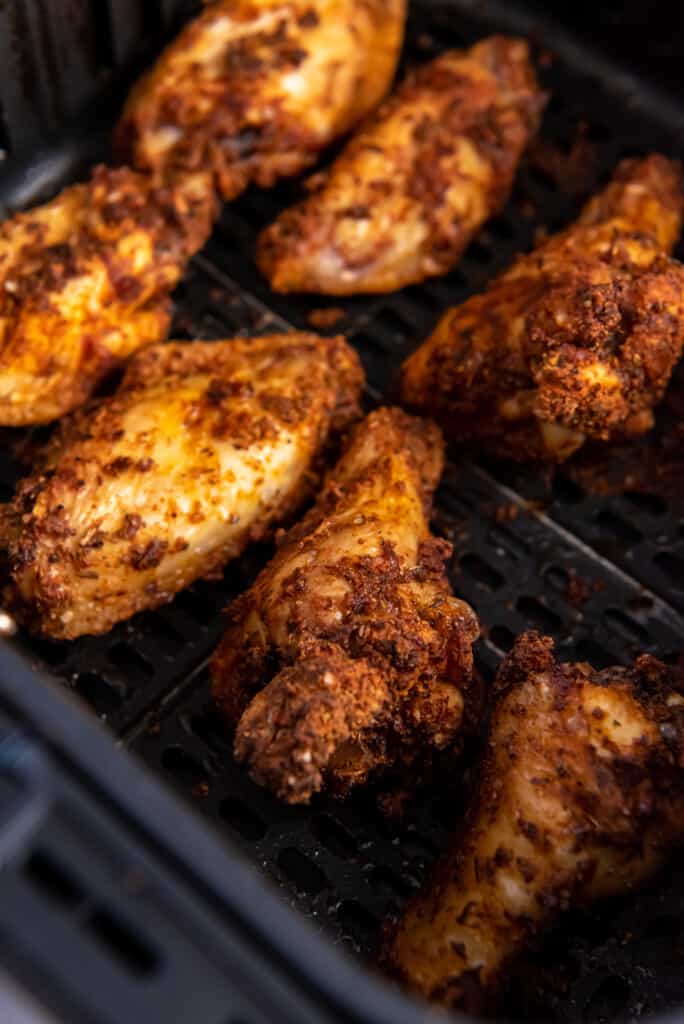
(400, 155), (684, 461)
(0, 334), (363, 639)
(211, 407), (479, 804)
(0, 165), (215, 426)
(116, 0), (406, 202)
(257, 36), (544, 294)
(385, 632), (684, 1012)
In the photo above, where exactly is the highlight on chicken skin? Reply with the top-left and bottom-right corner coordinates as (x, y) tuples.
(400, 154), (684, 461)
(0, 164), (215, 427)
(257, 36), (545, 295)
(116, 0), (406, 202)
(385, 631), (684, 1013)
(0, 333), (363, 639)
(211, 406), (480, 804)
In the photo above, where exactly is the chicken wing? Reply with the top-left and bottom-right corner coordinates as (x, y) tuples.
(256, 36), (544, 295)
(211, 407), (479, 804)
(385, 631), (684, 1012)
(116, 0), (406, 202)
(400, 154), (684, 461)
(0, 165), (215, 426)
(0, 333), (363, 639)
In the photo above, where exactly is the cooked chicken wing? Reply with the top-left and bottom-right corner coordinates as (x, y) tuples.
(116, 0), (406, 202)
(0, 165), (215, 426)
(256, 36), (544, 295)
(385, 631), (684, 1012)
(211, 407), (479, 804)
(400, 155), (684, 461)
(0, 333), (363, 639)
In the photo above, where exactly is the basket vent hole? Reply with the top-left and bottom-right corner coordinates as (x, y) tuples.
(595, 508), (642, 546)
(108, 642), (154, 679)
(603, 608), (648, 646)
(24, 850), (84, 910)
(552, 474), (584, 504)
(490, 624), (516, 652)
(460, 553), (504, 590)
(336, 900), (378, 949)
(623, 491), (666, 516)
(188, 709), (232, 751)
(86, 908), (159, 977)
(74, 673), (123, 715)
(220, 798), (266, 841)
(653, 550), (684, 588)
(583, 974), (631, 1023)
(516, 596), (561, 634)
(311, 814), (357, 859)
(277, 847), (327, 895)
(161, 746), (208, 788)
(368, 865), (412, 903)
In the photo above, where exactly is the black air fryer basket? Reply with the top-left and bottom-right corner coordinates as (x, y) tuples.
(0, 2), (683, 1022)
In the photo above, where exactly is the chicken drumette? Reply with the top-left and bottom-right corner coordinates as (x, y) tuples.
(257, 36), (544, 294)
(211, 407), (479, 804)
(0, 165), (215, 426)
(400, 155), (684, 460)
(385, 632), (684, 1012)
(116, 0), (406, 202)
(0, 333), (362, 639)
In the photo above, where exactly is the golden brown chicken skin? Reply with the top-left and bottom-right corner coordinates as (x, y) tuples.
(257, 36), (544, 294)
(211, 407), (479, 804)
(385, 631), (684, 1013)
(116, 0), (406, 202)
(0, 165), (215, 427)
(0, 333), (363, 639)
(400, 154), (684, 461)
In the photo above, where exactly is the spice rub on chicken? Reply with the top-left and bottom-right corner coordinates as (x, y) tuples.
(211, 407), (479, 804)
(0, 333), (363, 639)
(385, 631), (684, 1012)
(0, 165), (215, 426)
(257, 36), (544, 294)
(400, 155), (684, 461)
(116, 0), (406, 202)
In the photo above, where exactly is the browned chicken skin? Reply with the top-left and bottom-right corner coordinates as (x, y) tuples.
(0, 333), (363, 639)
(400, 155), (684, 461)
(0, 165), (215, 426)
(116, 0), (406, 202)
(257, 36), (545, 295)
(385, 632), (684, 1012)
(211, 407), (479, 804)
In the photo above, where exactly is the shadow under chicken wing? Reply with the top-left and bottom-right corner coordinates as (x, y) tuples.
(211, 407), (479, 804)
(0, 333), (363, 639)
(400, 154), (684, 461)
(0, 165), (215, 426)
(385, 631), (684, 1012)
(257, 36), (545, 294)
(116, 0), (406, 202)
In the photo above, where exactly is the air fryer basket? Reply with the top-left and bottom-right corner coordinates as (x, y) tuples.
(1, 1), (684, 1021)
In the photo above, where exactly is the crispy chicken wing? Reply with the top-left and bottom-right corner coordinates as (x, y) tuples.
(257, 36), (544, 294)
(211, 407), (479, 804)
(0, 165), (215, 426)
(385, 631), (684, 1012)
(0, 334), (363, 639)
(400, 155), (684, 460)
(116, 0), (406, 202)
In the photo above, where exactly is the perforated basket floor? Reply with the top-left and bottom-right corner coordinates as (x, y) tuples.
(3, 2), (684, 1021)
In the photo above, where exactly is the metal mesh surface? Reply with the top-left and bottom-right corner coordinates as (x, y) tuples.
(2, 2), (684, 1020)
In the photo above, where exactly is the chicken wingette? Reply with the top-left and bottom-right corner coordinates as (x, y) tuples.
(116, 0), (406, 202)
(211, 407), (479, 804)
(385, 631), (684, 1012)
(0, 334), (363, 639)
(256, 36), (544, 294)
(400, 154), (684, 461)
(0, 165), (215, 426)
